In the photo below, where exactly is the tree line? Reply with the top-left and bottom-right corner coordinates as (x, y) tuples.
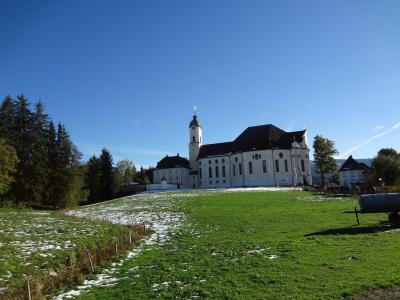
(0, 95), (154, 208)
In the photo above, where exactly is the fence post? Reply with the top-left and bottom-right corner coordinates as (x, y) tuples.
(26, 277), (31, 300)
(86, 249), (94, 273)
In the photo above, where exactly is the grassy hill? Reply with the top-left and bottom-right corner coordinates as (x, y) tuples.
(52, 190), (400, 299)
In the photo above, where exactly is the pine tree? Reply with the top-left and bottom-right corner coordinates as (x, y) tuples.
(30, 101), (49, 204)
(0, 96), (16, 143)
(12, 95), (33, 204)
(45, 121), (59, 206)
(99, 148), (114, 201)
(84, 155), (102, 203)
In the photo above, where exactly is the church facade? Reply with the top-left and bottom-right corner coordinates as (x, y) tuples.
(153, 114), (312, 189)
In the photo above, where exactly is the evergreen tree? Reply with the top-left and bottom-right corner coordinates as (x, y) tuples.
(0, 96), (16, 143)
(313, 135), (338, 185)
(12, 95), (33, 204)
(30, 101), (49, 204)
(45, 121), (59, 207)
(84, 155), (102, 203)
(99, 148), (114, 201)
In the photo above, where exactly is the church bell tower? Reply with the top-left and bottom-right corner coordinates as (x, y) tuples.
(188, 109), (202, 171)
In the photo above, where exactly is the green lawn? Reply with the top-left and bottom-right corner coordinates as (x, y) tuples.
(0, 208), (128, 295)
(68, 190), (400, 299)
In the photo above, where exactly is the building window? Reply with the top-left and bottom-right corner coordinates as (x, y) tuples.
(235, 157), (238, 162)
(215, 159), (218, 164)
(275, 160), (279, 172)
(223, 179), (226, 183)
(249, 162), (253, 174)
(193, 136), (195, 143)
(199, 168), (202, 179)
(262, 160), (267, 173)
(222, 165), (226, 177)
(215, 166), (219, 178)
(233, 164), (236, 176)
(301, 160), (305, 172)
(239, 163), (242, 175)
(209, 181), (212, 184)
(216, 180), (219, 183)
(209, 167), (212, 178)
(279, 152), (283, 159)
(222, 159), (225, 163)
(199, 161), (201, 166)
(209, 160), (211, 164)
(284, 160), (288, 172)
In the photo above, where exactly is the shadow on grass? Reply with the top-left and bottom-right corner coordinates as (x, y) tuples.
(305, 225), (395, 236)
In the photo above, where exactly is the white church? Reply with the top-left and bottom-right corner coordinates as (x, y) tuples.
(152, 113), (312, 189)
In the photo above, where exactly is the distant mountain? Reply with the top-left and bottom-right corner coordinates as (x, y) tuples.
(311, 158), (373, 184)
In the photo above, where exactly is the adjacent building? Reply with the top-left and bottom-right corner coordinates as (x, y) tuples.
(339, 155), (371, 188)
(153, 113), (313, 189)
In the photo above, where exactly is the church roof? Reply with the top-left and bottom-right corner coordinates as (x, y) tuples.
(156, 155), (190, 169)
(197, 124), (306, 159)
(189, 115), (201, 128)
(339, 155), (370, 172)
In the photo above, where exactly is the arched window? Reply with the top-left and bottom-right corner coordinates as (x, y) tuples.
(215, 166), (219, 178)
(199, 168), (202, 179)
(284, 160), (288, 172)
(209, 167), (212, 178)
(301, 160), (305, 172)
(262, 160), (267, 173)
(249, 162), (253, 174)
(222, 165), (226, 177)
(233, 164), (236, 176)
(239, 163), (243, 175)
(192, 136), (195, 143)
(275, 160), (279, 172)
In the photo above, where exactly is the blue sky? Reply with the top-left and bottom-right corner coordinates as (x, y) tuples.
(1, 0), (399, 167)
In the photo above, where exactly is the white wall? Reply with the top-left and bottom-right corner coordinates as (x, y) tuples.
(153, 168), (190, 187)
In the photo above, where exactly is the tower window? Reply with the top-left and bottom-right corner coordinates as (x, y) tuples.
(262, 160), (267, 173)
(222, 165), (226, 177)
(233, 164), (236, 176)
(285, 160), (288, 172)
(275, 160), (279, 172)
(199, 168), (202, 179)
(193, 136), (195, 143)
(215, 166), (219, 178)
(249, 162), (253, 174)
(239, 163), (242, 175)
(209, 167), (212, 178)
(215, 159), (218, 164)
(301, 160), (305, 172)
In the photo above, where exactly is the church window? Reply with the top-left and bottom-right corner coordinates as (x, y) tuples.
(199, 161), (201, 166)
(262, 160), (267, 173)
(222, 166), (226, 177)
(239, 163), (242, 175)
(199, 168), (202, 179)
(209, 181), (212, 184)
(235, 157), (238, 162)
(249, 162), (253, 174)
(193, 136), (195, 143)
(233, 164), (236, 176)
(215, 166), (219, 178)
(222, 159), (225, 163)
(279, 152), (283, 159)
(301, 160), (305, 172)
(209, 167), (212, 178)
(275, 160), (279, 172)
(285, 160), (288, 172)
(209, 160), (211, 165)
(216, 180), (219, 183)
(215, 159), (218, 164)
(223, 180), (226, 183)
